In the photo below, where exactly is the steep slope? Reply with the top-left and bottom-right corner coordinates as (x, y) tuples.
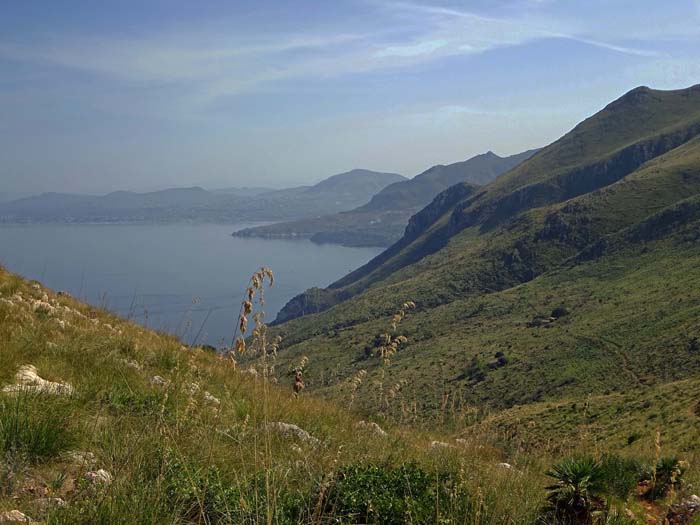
(233, 150), (536, 247)
(2, 270), (697, 523)
(266, 86), (700, 434)
(274, 84), (700, 322)
(0, 265), (548, 523)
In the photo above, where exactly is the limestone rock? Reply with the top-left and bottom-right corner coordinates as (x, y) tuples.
(2, 365), (74, 396)
(203, 391), (220, 405)
(34, 497), (67, 510)
(85, 469), (113, 486)
(149, 375), (168, 387)
(354, 420), (387, 437)
(0, 510), (33, 523)
(268, 422), (319, 445)
(64, 450), (97, 466)
(429, 440), (453, 450)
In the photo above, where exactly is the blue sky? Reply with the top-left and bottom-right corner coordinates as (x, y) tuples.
(1, 0), (699, 193)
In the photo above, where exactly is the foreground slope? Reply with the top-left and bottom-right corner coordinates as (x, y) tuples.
(2, 268), (699, 523)
(233, 150), (536, 247)
(0, 266), (549, 523)
(7, 267), (699, 523)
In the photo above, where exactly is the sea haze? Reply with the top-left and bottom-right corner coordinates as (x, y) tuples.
(0, 224), (382, 347)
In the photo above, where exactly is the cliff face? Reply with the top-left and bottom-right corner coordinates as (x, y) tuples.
(274, 287), (349, 324)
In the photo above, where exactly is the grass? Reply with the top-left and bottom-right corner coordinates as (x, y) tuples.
(0, 393), (77, 462)
(3, 265), (697, 523)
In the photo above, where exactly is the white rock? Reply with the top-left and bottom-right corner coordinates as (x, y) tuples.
(31, 283), (41, 290)
(245, 367), (259, 377)
(64, 450), (97, 466)
(150, 375), (168, 387)
(32, 300), (55, 315)
(497, 462), (513, 469)
(55, 319), (66, 330)
(203, 391), (220, 405)
(268, 422), (319, 445)
(0, 298), (14, 307)
(0, 510), (33, 523)
(455, 438), (468, 445)
(186, 382), (200, 395)
(429, 440), (453, 450)
(0, 510), (36, 523)
(34, 497), (67, 509)
(354, 420), (388, 437)
(85, 469), (113, 485)
(2, 365), (74, 396)
(122, 359), (142, 371)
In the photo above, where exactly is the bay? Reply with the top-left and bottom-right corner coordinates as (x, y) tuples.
(0, 224), (381, 347)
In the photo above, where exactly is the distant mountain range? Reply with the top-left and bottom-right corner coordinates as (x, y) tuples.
(0, 170), (405, 224)
(232, 150), (538, 247)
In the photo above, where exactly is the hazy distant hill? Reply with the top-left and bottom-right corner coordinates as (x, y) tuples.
(269, 85), (700, 435)
(0, 170), (405, 224)
(211, 187), (275, 197)
(233, 150), (537, 246)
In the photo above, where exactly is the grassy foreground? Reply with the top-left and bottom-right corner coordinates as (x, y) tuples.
(0, 266), (698, 524)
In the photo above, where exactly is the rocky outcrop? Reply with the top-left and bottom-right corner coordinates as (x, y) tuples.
(274, 287), (349, 325)
(450, 121), (700, 235)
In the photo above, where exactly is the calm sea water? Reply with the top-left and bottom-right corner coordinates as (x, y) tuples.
(0, 224), (381, 347)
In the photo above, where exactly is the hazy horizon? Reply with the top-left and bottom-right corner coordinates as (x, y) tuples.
(2, 0), (699, 194)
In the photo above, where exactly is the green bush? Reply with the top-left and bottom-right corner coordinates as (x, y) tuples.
(323, 462), (470, 524)
(0, 393), (77, 462)
(99, 386), (163, 416)
(644, 457), (685, 501)
(598, 454), (645, 501)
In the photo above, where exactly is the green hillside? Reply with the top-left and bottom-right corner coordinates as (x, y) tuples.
(6, 267), (698, 523)
(3, 265), (700, 524)
(267, 85), (700, 451)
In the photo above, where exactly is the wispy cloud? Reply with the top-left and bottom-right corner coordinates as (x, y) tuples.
(0, 0), (675, 105)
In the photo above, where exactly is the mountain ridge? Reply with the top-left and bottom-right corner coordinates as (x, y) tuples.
(233, 149), (537, 247)
(266, 85), (700, 431)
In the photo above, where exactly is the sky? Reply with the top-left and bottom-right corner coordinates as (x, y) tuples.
(1, 0), (699, 194)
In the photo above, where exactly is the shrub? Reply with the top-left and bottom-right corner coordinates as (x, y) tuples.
(323, 462), (470, 524)
(551, 306), (570, 318)
(0, 392), (77, 461)
(545, 457), (605, 524)
(644, 457), (685, 501)
(99, 386), (163, 416)
(598, 454), (644, 501)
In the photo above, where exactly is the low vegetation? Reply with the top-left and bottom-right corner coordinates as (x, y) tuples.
(0, 265), (698, 524)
